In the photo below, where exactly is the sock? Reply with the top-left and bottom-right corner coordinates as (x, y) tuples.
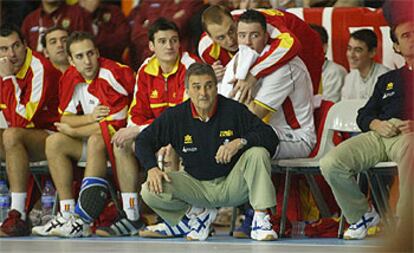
(186, 206), (204, 217)
(60, 199), (75, 219)
(11, 192), (27, 220)
(121, 192), (139, 221)
(254, 210), (267, 220)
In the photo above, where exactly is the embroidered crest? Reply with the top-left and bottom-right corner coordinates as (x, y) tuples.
(150, 89), (159, 99)
(386, 82), (394, 90)
(61, 18), (71, 29)
(184, 134), (193, 144)
(103, 13), (111, 23)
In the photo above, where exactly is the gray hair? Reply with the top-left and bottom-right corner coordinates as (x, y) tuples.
(184, 63), (217, 89)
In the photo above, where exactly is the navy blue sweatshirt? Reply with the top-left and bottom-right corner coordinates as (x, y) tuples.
(135, 95), (278, 180)
(357, 66), (413, 132)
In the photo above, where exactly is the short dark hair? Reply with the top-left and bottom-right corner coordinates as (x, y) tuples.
(148, 18), (179, 42)
(0, 23), (25, 43)
(390, 26), (398, 43)
(201, 5), (233, 35)
(238, 9), (267, 32)
(66, 31), (95, 57)
(185, 63), (217, 89)
(310, 24), (328, 44)
(40, 26), (69, 49)
(350, 29), (378, 51)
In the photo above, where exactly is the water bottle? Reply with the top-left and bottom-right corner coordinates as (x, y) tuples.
(41, 179), (55, 224)
(291, 221), (307, 238)
(0, 179), (10, 225)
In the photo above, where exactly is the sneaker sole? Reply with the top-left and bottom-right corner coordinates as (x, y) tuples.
(138, 230), (177, 238)
(186, 235), (200, 241)
(232, 231), (250, 239)
(31, 229), (49, 237)
(95, 228), (139, 237)
(253, 234), (278, 241)
(49, 230), (91, 238)
(0, 228), (30, 237)
(95, 229), (113, 237)
(0, 230), (9, 237)
(344, 235), (364, 240)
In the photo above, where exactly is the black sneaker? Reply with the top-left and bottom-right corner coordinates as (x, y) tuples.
(95, 215), (145, 237)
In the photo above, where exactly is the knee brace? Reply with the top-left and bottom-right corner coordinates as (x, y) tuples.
(75, 177), (109, 223)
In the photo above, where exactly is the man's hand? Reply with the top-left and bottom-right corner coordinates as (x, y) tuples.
(111, 127), (139, 148)
(90, 105), (110, 122)
(146, 167), (171, 194)
(369, 119), (400, 137)
(55, 122), (75, 137)
(395, 120), (414, 134)
(211, 61), (226, 81)
(0, 57), (14, 78)
(215, 138), (244, 164)
(229, 72), (257, 104)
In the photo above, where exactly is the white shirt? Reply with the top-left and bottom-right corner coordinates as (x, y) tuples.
(321, 60), (347, 103)
(341, 62), (390, 100)
(221, 46), (316, 155)
(65, 83), (100, 114)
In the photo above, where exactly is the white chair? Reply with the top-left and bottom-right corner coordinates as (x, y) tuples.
(272, 100), (366, 237)
(274, 99), (397, 237)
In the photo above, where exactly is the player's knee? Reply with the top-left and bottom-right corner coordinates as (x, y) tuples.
(2, 128), (25, 149)
(45, 133), (66, 157)
(113, 143), (133, 156)
(87, 134), (106, 152)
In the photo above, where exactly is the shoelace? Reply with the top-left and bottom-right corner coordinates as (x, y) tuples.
(255, 215), (272, 230)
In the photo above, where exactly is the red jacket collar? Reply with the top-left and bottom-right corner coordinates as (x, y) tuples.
(190, 98), (218, 122)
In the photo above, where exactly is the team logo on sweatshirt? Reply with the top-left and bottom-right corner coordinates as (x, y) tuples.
(184, 134), (193, 144)
(61, 18), (71, 29)
(103, 13), (112, 23)
(386, 82), (394, 90)
(150, 89), (159, 99)
(220, 130), (234, 137)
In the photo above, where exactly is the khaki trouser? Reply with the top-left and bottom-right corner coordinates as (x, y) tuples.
(320, 123), (414, 224)
(141, 147), (276, 226)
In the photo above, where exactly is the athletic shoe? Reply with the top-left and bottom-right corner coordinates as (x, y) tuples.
(186, 208), (218, 241)
(251, 213), (278, 241)
(0, 209), (31, 237)
(49, 213), (91, 238)
(32, 213), (68, 236)
(28, 208), (42, 227)
(95, 214), (146, 237)
(139, 216), (191, 238)
(344, 207), (380, 240)
(233, 208), (254, 238)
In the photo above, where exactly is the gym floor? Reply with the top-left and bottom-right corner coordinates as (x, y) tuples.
(0, 232), (386, 253)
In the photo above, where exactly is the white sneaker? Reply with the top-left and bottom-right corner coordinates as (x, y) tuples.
(32, 213), (68, 236)
(251, 213), (278, 241)
(139, 216), (191, 238)
(186, 208), (217, 241)
(49, 214), (91, 238)
(344, 207), (380, 240)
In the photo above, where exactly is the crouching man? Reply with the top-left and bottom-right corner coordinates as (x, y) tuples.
(136, 63), (278, 241)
